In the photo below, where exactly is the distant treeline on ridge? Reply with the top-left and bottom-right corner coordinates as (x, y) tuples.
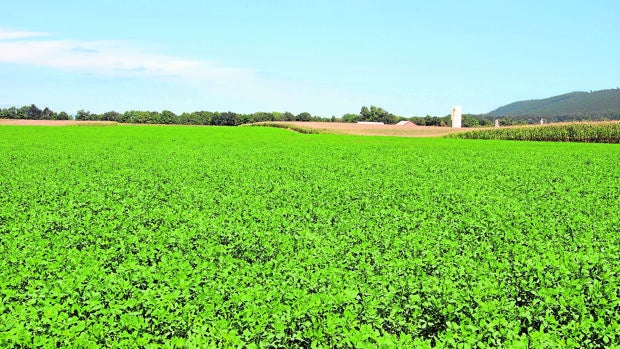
(3, 88), (620, 127)
(0, 104), (516, 127)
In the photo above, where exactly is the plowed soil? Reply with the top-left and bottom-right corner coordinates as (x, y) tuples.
(1, 119), (466, 137)
(256, 121), (466, 137)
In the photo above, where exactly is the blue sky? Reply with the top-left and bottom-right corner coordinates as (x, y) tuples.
(1, 0), (618, 117)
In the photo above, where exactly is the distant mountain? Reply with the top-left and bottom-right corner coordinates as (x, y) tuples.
(487, 89), (620, 122)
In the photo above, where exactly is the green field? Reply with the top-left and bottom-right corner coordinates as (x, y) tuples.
(1, 125), (619, 348)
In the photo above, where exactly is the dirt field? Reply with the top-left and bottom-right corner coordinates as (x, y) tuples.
(255, 121), (467, 137)
(0, 119), (117, 126)
(1, 119), (467, 137)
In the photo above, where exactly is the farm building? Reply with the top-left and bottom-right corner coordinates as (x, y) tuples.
(396, 120), (416, 126)
(357, 121), (384, 125)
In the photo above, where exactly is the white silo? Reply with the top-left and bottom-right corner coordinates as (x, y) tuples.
(451, 106), (462, 128)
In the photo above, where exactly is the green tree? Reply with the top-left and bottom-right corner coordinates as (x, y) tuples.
(42, 107), (54, 120)
(462, 115), (479, 127)
(0, 108), (12, 119)
(296, 112), (312, 121)
(358, 105), (398, 124)
(282, 112), (295, 121)
(75, 109), (91, 121)
(271, 112), (283, 121)
(160, 110), (176, 124)
(148, 111), (162, 124)
(342, 113), (359, 123)
(252, 112), (273, 123)
(220, 111), (239, 126)
(499, 117), (515, 126)
(360, 106), (371, 120)
(125, 110), (149, 123)
(102, 111), (121, 121)
(26, 104), (42, 120)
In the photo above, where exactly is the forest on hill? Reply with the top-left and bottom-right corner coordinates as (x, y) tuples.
(483, 88), (620, 123)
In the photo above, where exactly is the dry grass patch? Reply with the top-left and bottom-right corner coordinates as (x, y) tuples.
(254, 121), (466, 137)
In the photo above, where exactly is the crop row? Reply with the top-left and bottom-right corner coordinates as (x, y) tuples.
(0, 126), (619, 348)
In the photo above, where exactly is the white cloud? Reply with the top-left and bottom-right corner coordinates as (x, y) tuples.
(0, 33), (251, 84)
(0, 29), (50, 40)
(0, 28), (376, 115)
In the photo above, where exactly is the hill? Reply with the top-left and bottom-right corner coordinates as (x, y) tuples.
(487, 89), (620, 122)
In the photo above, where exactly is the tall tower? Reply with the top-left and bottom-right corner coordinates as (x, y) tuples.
(451, 106), (462, 128)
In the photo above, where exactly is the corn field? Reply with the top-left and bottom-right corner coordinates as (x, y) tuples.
(449, 121), (620, 143)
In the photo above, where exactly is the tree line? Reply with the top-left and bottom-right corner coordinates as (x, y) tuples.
(0, 105), (71, 120)
(0, 105), (335, 126)
(1, 104), (457, 126)
(8, 103), (606, 127)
